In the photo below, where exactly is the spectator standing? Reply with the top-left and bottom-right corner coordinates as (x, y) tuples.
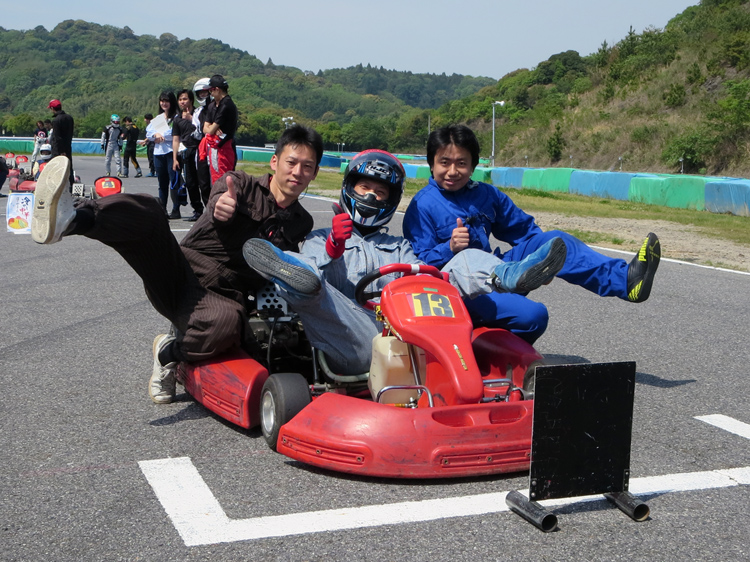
(192, 78), (212, 205)
(172, 89), (204, 221)
(30, 120), (48, 163)
(200, 75), (238, 184)
(138, 113), (156, 177)
(101, 114), (124, 177)
(47, 99), (74, 189)
(145, 91), (179, 216)
(121, 117), (142, 178)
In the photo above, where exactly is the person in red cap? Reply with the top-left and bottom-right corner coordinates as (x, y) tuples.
(48, 99), (75, 190)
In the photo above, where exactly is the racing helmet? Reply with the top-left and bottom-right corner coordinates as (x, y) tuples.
(340, 149), (405, 229)
(38, 144), (52, 160)
(111, 114), (120, 125)
(193, 77), (211, 106)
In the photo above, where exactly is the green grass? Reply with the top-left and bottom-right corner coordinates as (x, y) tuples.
(237, 161), (750, 248)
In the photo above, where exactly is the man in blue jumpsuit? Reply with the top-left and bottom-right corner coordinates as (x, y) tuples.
(402, 125), (661, 343)
(243, 149), (567, 375)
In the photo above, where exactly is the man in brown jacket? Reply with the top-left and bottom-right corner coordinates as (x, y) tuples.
(31, 125), (324, 404)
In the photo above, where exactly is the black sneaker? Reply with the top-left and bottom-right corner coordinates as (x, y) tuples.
(627, 233), (660, 303)
(183, 212), (202, 222)
(242, 238), (321, 296)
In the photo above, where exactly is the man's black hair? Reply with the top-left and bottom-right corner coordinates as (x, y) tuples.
(144, 113), (154, 120)
(177, 89), (195, 107)
(123, 116), (132, 123)
(275, 124), (324, 166)
(426, 125), (480, 170)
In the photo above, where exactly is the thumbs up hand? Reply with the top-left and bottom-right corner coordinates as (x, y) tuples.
(450, 217), (470, 254)
(326, 203), (353, 259)
(214, 174), (238, 221)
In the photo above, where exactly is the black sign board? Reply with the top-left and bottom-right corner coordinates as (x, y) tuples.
(528, 362), (636, 501)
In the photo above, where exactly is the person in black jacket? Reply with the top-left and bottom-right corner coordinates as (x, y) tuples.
(48, 99), (75, 190)
(121, 116), (142, 178)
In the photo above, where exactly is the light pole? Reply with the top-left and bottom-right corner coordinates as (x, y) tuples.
(491, 100), (505, 167)
(282, 116), (295, 129)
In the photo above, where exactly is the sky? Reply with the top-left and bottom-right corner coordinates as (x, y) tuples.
(1, 0), (698, 79)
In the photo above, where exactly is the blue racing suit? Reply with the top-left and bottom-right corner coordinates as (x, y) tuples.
(403, 178), (630, 340)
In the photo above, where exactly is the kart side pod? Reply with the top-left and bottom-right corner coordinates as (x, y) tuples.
(177, 351), (269, 429)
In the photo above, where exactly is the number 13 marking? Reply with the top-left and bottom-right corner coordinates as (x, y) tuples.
(411, 293), (455, 317)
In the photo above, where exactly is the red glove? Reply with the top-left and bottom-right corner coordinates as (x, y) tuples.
(326, 204), (353, 259)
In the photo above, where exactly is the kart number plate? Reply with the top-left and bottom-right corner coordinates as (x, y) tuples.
(410, 293), (455, 317)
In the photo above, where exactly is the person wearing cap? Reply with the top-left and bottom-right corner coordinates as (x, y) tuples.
(101, 114), (125, 177)
(48, 99), (75, 189)
(200, 74), (238, 184)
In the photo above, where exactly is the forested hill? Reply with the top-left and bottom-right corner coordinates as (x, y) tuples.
(432, 0), (750, 177)
(0, 20), (492, 149)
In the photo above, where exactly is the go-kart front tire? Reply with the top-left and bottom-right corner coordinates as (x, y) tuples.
(260, 372), (311, 451)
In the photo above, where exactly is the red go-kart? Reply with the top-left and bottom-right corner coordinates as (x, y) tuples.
(175, 263), (543, 479)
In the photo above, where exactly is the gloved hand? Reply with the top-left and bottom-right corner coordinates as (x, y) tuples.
(326, 203), (353, 259)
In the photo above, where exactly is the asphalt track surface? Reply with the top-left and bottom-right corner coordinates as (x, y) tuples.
(2, 156), (749, 561)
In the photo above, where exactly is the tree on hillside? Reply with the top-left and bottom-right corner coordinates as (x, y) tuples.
(547, 123), (565, 162)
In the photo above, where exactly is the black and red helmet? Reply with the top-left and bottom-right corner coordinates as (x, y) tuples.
(340, 149), (405, 229)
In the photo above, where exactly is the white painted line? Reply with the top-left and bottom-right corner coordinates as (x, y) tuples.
(696, 414), (750, 440)
(589, 246), (750, 276)
(139, 457), (750, 547)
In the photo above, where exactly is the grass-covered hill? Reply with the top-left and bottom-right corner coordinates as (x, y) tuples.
(436, 0), (750, 177)
(0, 19), (492, 150)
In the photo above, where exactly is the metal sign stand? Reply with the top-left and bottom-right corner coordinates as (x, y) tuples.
(506, 361), (650, 531)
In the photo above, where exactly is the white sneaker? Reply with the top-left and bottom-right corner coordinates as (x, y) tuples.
(149, 334), (177, 404)
(31, 156), (76, 244)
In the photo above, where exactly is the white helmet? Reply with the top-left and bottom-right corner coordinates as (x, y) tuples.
(193, 78), (211, 106)
(39, 144), (53, 160)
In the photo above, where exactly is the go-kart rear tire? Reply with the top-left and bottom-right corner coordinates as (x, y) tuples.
(260, 372), (311, 451)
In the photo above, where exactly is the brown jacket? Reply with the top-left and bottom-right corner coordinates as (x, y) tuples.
(180, 170), (313, 304)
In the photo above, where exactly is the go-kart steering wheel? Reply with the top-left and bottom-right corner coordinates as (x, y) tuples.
(354, 263), (444, 310)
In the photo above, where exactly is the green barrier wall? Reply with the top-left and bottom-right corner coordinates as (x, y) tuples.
(629, 176), (707, 211)
(415, 165), (432, 179)
(521, 168), (545, 189)
(538, 168), (575, 192)
(1, 139), (34, 153)
(241, 150), (273, 163)
(471, 167), (492, 183)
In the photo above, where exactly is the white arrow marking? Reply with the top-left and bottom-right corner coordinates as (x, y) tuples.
(139, 457), (750, 547)
(696, 414), (750, 440)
